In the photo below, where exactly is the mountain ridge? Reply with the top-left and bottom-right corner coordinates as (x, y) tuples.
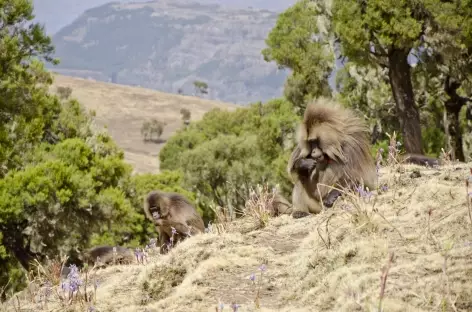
(47, 0), (289, 104)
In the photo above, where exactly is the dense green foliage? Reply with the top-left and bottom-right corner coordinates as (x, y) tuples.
(0, 0), (186, 298)
(159, 99), (299, 217)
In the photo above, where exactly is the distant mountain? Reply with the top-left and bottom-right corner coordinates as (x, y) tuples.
(48, 1), (289, 104)
(33, 0), (295, 35)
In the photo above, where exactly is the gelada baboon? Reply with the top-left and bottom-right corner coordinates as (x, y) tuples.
(59, 246), (135, 277)
(288, 97), (377, 218)
(144, 190), (205, 254)
(82, 245), (135, 267)
(401, 154), (443, 167)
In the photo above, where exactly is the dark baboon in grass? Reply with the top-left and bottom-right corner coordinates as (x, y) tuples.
(287, 97), (377, 218)
(82, 245), (135, 267)
(143, 190), (205, 254)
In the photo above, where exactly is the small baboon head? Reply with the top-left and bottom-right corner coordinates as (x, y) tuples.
(144, 191), (166, 221)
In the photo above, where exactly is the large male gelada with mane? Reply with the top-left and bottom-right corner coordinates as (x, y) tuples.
(287, 98), (378, 218)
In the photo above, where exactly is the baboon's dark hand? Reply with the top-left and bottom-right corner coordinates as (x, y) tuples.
(292, 211), (311, 219)
(297, 158), (316, 174)
(323, 190), (342, 208)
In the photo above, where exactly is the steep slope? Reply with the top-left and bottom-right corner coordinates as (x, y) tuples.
(50, 74), (239, 174)
(6, 163), (472, 311)
(48, 0), (288, 105)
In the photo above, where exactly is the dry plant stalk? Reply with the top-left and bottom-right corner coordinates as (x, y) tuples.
(386, 131), (400, 166)
(440, 148), (452, 165)
(243, 184), (277, 228)
(209, 205), (233, 234)
(465, 168), (472, 227)
(378, 252), (394, 312)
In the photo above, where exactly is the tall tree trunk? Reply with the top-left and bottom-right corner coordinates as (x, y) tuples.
(388, 48), (423, 154)
(443, 76), (467, 162)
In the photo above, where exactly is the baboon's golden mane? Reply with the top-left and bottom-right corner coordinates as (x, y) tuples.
(298, 98), (372, 164)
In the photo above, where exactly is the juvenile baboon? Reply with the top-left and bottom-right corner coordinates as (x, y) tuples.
(82, 245), (135, 267)
(144, 190), (205, 254)
(401, 153), (442, 167)
(288, 98), (377, 218)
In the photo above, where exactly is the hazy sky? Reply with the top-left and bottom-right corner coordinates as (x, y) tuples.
(33, 0), (295, 35)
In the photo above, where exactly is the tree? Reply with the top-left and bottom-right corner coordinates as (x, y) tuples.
(140, 120), (151, 141)
(140, 119), (165, 142)
(331, 0), (430, 154)
(0, 0), (59, 176)
(417, 2), (472, 161)
(180, 108), (191, 125)
(262, 0), (334, 113)
(193, 80), (209, 96)
(149, 119), (165, 141)
(56, 86), (73, 100)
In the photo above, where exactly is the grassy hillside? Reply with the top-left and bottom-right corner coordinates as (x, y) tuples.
(50, 74), (239, 174)
(49, 0), (288, 104)
(3, 162), (472, 311)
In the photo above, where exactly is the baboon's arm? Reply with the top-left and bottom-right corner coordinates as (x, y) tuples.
(157, 219), (192, 236)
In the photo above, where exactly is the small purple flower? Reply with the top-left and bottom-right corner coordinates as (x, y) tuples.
(249, 273), (255, 281)
(171, 227), (177, 235)
(231, 303), (241, 311)
(380, 184), (388, 192)
(355, 185), (373, 200)
(259, 264), (266, 272)
(65, 264), (83, 292)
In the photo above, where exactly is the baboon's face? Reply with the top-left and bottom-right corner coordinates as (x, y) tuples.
(308, 139), (325, 163)
(147, 198), (162, 220)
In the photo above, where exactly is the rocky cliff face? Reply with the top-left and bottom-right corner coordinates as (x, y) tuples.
(49, 0), (289, 104)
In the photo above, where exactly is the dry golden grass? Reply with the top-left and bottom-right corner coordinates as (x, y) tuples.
(49, 74), (239, 174)
(4, 162), (472, 312)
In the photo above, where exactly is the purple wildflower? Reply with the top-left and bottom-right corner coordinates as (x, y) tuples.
(355, 185), (373, 200)
(249, 273), (255, 282)
(66, 264), (82, 292)
(259, 264), (266, 272)
(231, 303), (241, 311)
